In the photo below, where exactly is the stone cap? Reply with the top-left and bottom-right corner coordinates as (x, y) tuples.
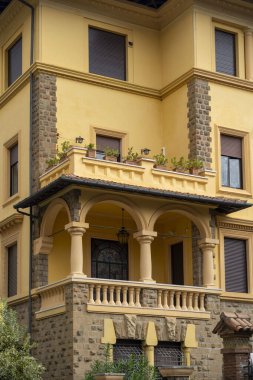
(213, 312), (253, 335)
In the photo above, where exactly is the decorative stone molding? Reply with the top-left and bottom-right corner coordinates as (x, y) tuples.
(33, 236), (53, 255)
(218, 220), (253, 232)
(0, 213), (23, 233)
(165, 317), (176, 341)
(124, 314), (137, 339)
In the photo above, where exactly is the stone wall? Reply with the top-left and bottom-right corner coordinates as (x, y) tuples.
(187, 78), (212, 169)
(11, 299), (29, 329)
(192, 223), (202, 287)
(32, 72), (58, 193)
(30, 283), (225, 380)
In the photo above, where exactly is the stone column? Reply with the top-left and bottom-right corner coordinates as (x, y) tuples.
(133, 230), (157, 283)
(65, 221), (89, 278)
(245, 29), (253, 81)
(198, 238), (218, 288)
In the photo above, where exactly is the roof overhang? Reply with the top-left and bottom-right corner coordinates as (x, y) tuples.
(14, 175), (252, 214)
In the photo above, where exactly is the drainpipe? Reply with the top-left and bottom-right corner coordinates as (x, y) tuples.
(17, 0), (34, 337)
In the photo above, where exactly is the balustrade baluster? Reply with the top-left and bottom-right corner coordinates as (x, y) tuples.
(169, 290), (175, 310)
(129, 287), (135, 307)
(187, 292), (193, 311)
(193, 293), (199, 311)
(175, 291), (181, 310)
(95, 285), (101, 305)
(181, 291), (187, 311)
(109, 286), (115, 305)
(199, 293), (205, 311)
(122, 286), (128, 306)
(89, 284), (95, 304)
(157, 289), (163, 308)
(116, 286), (122, 306)
(102, 286), (108, 305)
(163, 290), (168, 309)
(135, 288), (141, 307)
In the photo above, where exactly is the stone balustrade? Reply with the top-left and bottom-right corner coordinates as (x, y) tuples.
(39, 147), (213, 197)
(34, 277), (221, 320)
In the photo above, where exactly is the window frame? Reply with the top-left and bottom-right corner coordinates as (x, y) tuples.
(84, 18), (133, 82)
(9, 143), (19, 197)
(219, 226), (253, 299)
(0, 232), (20, 299)
(215, 28), (237, 77)
(7, 36), (22, 87)
(90, 125), (128, 160)
(3, 134), (20, 205)
(220, 134), (243, 189)
(2, 31), (23, 89)
(212, 22), (245, 79)
(216, 126), (251, 197)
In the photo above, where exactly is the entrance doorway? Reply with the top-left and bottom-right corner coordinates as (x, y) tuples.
(171, 242), (184, 285)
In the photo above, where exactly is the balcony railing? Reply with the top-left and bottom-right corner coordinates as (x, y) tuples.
(34, 277), (221, 320)
(39, 147), (215, 197)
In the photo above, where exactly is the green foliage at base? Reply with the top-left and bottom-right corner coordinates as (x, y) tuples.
(0, 299), (45, 380)
(84, 345), (158, 380)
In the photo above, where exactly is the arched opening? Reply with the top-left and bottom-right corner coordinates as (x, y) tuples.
(153, 211), (204, 286)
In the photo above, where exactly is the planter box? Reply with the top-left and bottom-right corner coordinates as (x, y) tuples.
(104, 156), (117, 162)
(94, 373), (125, 380)
(154, 164), (167, 170)
(158, 366), (194, 377)
(86, 149), (96, 158)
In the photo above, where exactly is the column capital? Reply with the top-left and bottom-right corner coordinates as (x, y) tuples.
(198, 238), (219, 249)
(244, 28), (253, 35)
(65, 221), (89, 234)
(133, 230), (157, 240)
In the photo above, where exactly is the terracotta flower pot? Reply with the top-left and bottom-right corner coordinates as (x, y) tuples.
(104, 156), (117, 162)
(86, 149), (96, 158)
(94, 373), (125, 380)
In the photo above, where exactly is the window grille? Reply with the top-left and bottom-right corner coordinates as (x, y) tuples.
(113, 339), (143, 362)
(155, 342), (185, 367)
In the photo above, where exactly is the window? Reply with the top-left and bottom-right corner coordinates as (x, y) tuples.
(89, 27), (126, 80)
(155, 342), (184, 367)
(96, 135), (121, 161)
(7, 243), (17, 297)
(9, 143), (18, 196)
(224, 237), (247, 293)
(215, 29), (236, 76)
(91, 238), (128, 280)
(221, 134), (242, 189)
(114, 340), (143, 362)
(8, 37), (22, 86)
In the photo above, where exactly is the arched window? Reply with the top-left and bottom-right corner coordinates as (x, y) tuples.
(91, 238), (128, 280)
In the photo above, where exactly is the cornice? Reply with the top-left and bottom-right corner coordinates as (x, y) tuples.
(0, 0), (23, 34)
(32, 62), (161, 99)
(217, 217), (253, 232)
(1, 63), (253, 106)
(0, 213), (23, 233)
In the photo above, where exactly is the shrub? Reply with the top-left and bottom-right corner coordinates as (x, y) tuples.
(0, 299), (45, 380)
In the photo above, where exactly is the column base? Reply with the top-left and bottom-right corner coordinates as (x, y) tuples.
(67, 273), (87, 280)
(139, 278), (156, 283)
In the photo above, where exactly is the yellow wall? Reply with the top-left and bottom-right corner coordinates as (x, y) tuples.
(161, 9), (194, 86)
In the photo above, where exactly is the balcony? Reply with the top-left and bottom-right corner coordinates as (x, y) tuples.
(34, 277), (220, 320)
(39, 147), (215, 197)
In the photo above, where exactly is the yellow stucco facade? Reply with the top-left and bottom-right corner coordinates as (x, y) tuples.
(1, 0), (253, 378)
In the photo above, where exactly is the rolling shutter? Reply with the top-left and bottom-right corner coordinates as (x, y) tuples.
(224, 237), (247, 293)
(8, 243), (17, 297)
(215, 29), (236, 76)
(221, 135), (242, 158)
(89, 27), (126, 80)
(8, 37), (22, 86)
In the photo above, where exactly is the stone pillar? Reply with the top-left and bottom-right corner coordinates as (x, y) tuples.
(222, 338), (251, 380)
(245, 29), (253, 81)
(32, 236), (53, 288)
(144, 321), (158, 366)
(65, 222), (89, 277)
(198, 238), (218, 288)
(133, 230), (157, 283)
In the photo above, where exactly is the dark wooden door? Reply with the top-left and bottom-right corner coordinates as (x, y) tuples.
(171, 242), (184, 285)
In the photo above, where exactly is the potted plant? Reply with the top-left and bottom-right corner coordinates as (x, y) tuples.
(46, 156), (60, 169)
(124, 147), (140, 165)
(187, 158), (204, 175)
(153, 153), (168, 169)
(57, 140), (72, 162)
(104, 147), (119, 162)
(171, 156), (187, 173)
(86, 143), (96, 158)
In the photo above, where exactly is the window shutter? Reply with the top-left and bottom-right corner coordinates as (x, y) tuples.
(8, 38), (22, 86)
(221, 135), (242, 158)
(96, 135), (121, 152)
(215, 29), (236, 76)
(224, 238), (247, 293)
(8, 244), (17, 297)
(89, 27), (126, 80)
